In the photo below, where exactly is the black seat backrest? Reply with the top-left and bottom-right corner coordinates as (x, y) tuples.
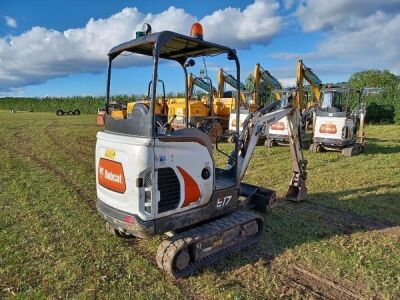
(169, 128), (212, 156)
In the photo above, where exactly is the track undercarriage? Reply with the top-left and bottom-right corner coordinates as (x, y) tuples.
(309, 142), (364, 157)
(156, 210), (263, 278)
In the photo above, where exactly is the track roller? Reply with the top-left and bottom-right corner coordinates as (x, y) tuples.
(227, 135), (236, 144)
(342, 143), (364, 157)
(309, 143), (322, 153)
(264, 138), (276, 148)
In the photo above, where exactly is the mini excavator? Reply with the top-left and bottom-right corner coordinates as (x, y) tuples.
(265, 59), (322, 148)
(310, 85), (366, 156)
(96, 23), (307, 278)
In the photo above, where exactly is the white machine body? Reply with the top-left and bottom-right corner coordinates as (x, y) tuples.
(96, 131), (214, 222)
(229, 108), (251, 132)
(267, 116), (289, 138)
(314, 114), (356, 145)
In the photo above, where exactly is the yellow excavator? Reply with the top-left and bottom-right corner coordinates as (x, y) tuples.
(217, 68), (248, 102)
(103, 80), (169, 124)
(167, 74), (210, 130)
(178, 69), (249, 142)
(295, 60), (323, 111)
(265, 59), (322, 148)
(253, 63), (283, 103)
(217, 68), (257, 142)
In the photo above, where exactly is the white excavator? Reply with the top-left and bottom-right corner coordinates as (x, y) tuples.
(95, 23), (307, 278)
(310, 85), (366, 156)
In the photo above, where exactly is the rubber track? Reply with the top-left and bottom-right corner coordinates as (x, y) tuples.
(156, 210), (263, 278)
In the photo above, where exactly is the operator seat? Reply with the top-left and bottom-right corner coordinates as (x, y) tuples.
(327, 107), (340, 113)
(170, 128), (212, 157)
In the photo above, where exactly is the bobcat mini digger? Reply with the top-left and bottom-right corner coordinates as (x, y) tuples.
(96, 23), (307, 278)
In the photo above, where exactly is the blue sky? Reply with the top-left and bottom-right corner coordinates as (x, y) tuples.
(1, 0), (399, 97)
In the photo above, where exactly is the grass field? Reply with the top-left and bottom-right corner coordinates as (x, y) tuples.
(0, 111), (399, 299)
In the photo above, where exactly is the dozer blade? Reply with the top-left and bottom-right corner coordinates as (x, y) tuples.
(239, 182), (277, 212)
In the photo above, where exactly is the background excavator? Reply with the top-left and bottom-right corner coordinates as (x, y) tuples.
(214, 68), (252, 134)
(253, 63), (283, 102)
(168, 73), (214, 132)
(227, 63), (283, 143)
(310, 85), (366, 156)
(169, 70), (246, 142)
(265, 59), (322, 148)
(96, 23), (307, 278)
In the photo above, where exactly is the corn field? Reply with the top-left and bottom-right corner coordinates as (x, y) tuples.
(0, 95), (136, 115)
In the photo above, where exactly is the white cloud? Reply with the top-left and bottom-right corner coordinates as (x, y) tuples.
(271, 0), (400, 78)
(4, 16), (17, 28)
(295, 0), (400, 32)
(201, 0), (281, 48)
(0, 1), (282, 91)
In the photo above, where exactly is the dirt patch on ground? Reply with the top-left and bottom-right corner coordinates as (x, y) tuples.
(300, 202), (396, 234)
(378, 226), (400, 238)
(272, 263), (369, 299)
(9, 130), (96, 208)
(44, 125), (95, 169)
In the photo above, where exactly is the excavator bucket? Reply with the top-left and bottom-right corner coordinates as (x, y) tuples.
(285, 109), (308, 202)
(285, 164), (307, 202)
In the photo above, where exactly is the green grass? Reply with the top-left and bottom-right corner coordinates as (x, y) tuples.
(0, 111), (399, 299)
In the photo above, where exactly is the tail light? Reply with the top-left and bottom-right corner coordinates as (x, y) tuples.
(320, 124), (337, 134)
(123, 215), (135, 223)
(271, 122), (285, 131)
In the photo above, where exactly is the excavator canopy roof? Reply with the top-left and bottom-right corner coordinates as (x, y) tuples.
(108, 31), (235, 62)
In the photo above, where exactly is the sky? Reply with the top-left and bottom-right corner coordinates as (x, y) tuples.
(1, 0), (399, 97)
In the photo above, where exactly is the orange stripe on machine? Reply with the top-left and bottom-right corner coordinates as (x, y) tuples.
(271, 121), (285, 131)
(319, 123), (337, 134)
(177, 166), (201, 207)
(98, 158), (126, 193)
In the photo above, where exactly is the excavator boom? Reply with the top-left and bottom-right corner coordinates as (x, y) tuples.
(217, 68), (246, 101)
(253, 63), (282, 103)
(234, 97), (307, 201)
(296, 60), (322, 109)
(188, 73), (217, 97)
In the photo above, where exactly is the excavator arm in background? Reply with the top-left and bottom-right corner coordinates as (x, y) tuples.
(234, 97), (307, 202)
(253, 63), (283, 104)
(217, 68), (247, 101)
(296, 60), (322, 109)
(188, 73), (217, 98)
